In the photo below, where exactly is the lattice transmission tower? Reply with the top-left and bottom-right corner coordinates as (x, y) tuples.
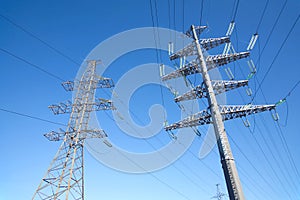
(161, 25), (275, 199)
(32, 60), (115, 200)
(211, 184), (227, 200)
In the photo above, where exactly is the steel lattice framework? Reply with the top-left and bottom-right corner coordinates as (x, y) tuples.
(32, 60), (114, 200)
(165, 104), (275, 131)
(161, 52), (250, 81)
(162, 25), (275, 200)
(174, 80), (249, 102)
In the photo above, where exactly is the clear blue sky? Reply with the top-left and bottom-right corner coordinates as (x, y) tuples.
(0, 0), (300, 199)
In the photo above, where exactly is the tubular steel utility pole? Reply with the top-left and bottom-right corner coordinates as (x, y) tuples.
(161, 24), (276, 199)
(191, 25), (245, 199)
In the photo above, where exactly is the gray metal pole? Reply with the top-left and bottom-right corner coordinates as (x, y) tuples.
(191, 25), (245, 200)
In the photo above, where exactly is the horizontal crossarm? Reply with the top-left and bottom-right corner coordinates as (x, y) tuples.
(49, 98), (115, 115)
(169, 37), (230, 60)
(200, 37), (230, 51)
(162, 52), (250, 81)
(165, 104), (275, 131)
(44, 129), (108, 141)
(61, 77), (114, 91)
(185, 26), (207, 38)
(206, 52), (250, 67)
(174, 80), (248, 102)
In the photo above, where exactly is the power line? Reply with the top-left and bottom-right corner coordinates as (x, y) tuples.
(251, 13), (300, 103)
(228, 2), (300, 193)
(115, 148), (193, 200)
(275, 121), (300, 183)
(255, 0), (288, 72)
(233, 98), (298, 199)
(211, 116), (272, 200)
(259, 114), (300, 183)
(103, 95), (220, 185)
(1, 6), (204, 196)
(282, 80), (300, 101)
(254, 119), (299, 193)
(235, 66), (300, 195)
(192, 130), (270, 200)
(153, 0), (163, 63)
(240, 3), (300, 191)
(199, 0), (204, 25)
(103, 89), (213, 195)
(229, 82), (299, 197)
(0, 13), (81, 66)
(219, 2), (300, 197)
(255, 0), (269, 33)
(182, 0), (185, 32)
(228, 79), (299, 197)
(87, 135), (193, 200)
(0, 107), (66, 126)
(230, 0), (240, 22)
(226, 131), (283, 197)
(0, 47), (65, 82)
(149, 0), (166, 121)
(149, 0), (160, 64)
(167, 0), (171, 39)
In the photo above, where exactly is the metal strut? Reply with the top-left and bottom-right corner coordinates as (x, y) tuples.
(174, 80), (249, 102)
(162, 52), (249, 81)
(165, 104), (275, 131)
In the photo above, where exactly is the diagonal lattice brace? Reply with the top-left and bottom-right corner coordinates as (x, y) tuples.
(44, 129), (108, 141)
(200, 37), (230, 51)
(206, 52), (250, 67)
(185, 25), (207, 38)
(165, 104), (275, 131)
(61, 77), (114, 92)
(162, 52), (250, 81)
(169, 42), (196, 60)
(48, 98), (115, 115)
(174, 80), (248, 102)
(169, 37), (230, 60)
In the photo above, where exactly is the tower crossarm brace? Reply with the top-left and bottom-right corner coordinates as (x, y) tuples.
(61, 77), (114, 92)
(44, 129), (108, 142)
(185, 25), (207, 38)
(206, 52), (249, 67)
(49, 98), (115, 115)
(200, 37), (230, 51)
(162, 52), (250, 81)
(165, 104), (275, 131)
(175, 80), (248, 102)
(169, 37), (230, 60)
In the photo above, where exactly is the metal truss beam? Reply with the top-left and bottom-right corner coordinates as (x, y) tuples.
(162, 52), (250, 81)
(206, 52), (249, 67)
(200, 37), (230, 51)
(61, 77), (114, 92)
(174, 80), (248, 102)
(169, 37), (230, 60)
(165, 104), (275, 131)
(48, 98), (115, 115)
(169, 42), (195, 60)
(185, 25), (207, 38)
(44, 129), (107, 141)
